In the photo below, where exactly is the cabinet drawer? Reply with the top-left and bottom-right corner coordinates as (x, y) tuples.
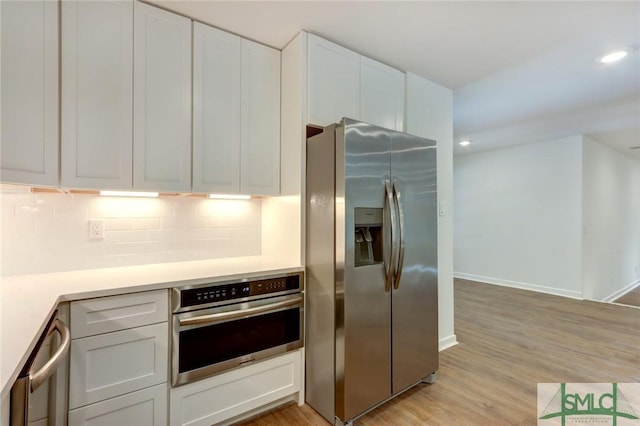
(169, 350), (301, 426)
(69, 323), (168, 409)
(68, 383), (167, 426)
(70, 290), (168, 338)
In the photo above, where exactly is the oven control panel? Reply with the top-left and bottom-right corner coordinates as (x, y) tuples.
(179, 274), (300, 309)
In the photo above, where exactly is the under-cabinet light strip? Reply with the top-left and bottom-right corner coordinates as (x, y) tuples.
(99, 190), (159, 198)
(208, 194), (251, 200)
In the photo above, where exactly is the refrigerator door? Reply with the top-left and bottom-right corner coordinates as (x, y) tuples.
(390, 131), (438, 394)
(338, 119), (393, 421)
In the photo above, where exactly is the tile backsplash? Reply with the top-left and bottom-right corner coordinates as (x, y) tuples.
(0, 188), (261, 276)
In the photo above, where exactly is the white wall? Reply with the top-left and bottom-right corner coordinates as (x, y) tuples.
(582, 137), (640, 300)
(271, 32), (307, 267)
(405, 72), (456, 351)
(0, 188), (262, 276)
(454, 136), (584, 298)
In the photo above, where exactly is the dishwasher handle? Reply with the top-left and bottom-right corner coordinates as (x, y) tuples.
(11, 318), (70, 426)
(30, 319), (71, 392)
(179, 295), (302, 327)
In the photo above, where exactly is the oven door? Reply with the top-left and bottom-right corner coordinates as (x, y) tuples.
(172, 293), (303, 386)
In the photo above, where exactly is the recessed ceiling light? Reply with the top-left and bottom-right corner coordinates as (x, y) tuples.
(599, 49), (629, 64)
(459, 140), (471, 147)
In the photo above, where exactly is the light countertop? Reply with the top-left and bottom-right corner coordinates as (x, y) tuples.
(0, 256), (303, 399)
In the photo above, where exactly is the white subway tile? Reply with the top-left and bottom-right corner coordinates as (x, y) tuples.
(5, 194), (35, 208)
(186, 217), (210, 229)
(118, 230), (150, 243)
(113, 253), (152, 268)
(1, 202), (15, 220)
(158, 240), (185, 252)
(161, 218), (184, 230)
(89, 197), (172, 218)
(69, 243), (105, 258)
(2, 193), (263, 276)
(104, 219), (135, 231)
(63, 231), (90, 245)
(133, 218), (161, 230)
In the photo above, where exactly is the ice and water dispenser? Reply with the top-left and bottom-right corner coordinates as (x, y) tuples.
(354, 208), (383, 266)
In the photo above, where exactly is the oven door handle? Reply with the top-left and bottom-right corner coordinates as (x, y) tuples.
(178, 295), (302, 327)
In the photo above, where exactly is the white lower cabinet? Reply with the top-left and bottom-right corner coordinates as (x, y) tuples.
(170, 350), (302, 426)
(69, 322), (168, 409)
(68, 290), (169, 426)
(68, 384), (167, 426)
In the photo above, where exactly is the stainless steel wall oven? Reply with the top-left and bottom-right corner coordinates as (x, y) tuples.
(171, 271), (304, 387)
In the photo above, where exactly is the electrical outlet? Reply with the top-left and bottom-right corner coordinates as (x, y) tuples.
(89, 219), (104, 240)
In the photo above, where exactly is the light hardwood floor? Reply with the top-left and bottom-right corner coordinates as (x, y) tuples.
(236, 279), (640, 425)
(614, 285), (640, 308)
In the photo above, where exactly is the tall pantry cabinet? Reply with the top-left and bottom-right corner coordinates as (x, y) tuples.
(61, 0), (191, 192)
(1, 0), (59, 186)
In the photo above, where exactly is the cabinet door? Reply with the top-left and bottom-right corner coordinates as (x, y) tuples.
(133, 2), (191, 192)
(360, 56), (405, 131)
(61, 0), (133, 190)
(240, 39), (281, 195)
(68, 323), (168, 409)
(192, 22), (241, 194)
(307, 34), (360, 126)
(1, 0), (58, 187)
(68, 384), (167, 426)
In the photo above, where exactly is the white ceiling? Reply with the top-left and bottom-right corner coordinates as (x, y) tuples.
(152, 0), (640, 160)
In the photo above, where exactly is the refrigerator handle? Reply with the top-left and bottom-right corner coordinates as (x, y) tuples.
(392, 181), (405, 289)
(384, 180), (396, 292)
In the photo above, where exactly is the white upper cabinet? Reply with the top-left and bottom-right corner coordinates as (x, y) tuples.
(5, 1), (282, 195)
(133, 2), (192, 192)
(193, 23), (280, 196)
(61, 0), (134, 190)
(307, 34), (360, 127)
(1, 0), (59, 187)
(192, 22), (242, 194)
(240, 39), (281, 195)
(307, 33), (405, 131)
(360, 56), (405, 131)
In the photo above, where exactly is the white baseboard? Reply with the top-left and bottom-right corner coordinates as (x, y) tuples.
(453, 272), (583, 300)
(439, 334), (458, 352)
(603, 278), (640, 302)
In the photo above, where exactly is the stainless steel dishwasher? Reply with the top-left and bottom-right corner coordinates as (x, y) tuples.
(10, 306), (70, 426)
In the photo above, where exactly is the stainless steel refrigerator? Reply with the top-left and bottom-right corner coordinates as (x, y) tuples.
(305, 118), (438, 425)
